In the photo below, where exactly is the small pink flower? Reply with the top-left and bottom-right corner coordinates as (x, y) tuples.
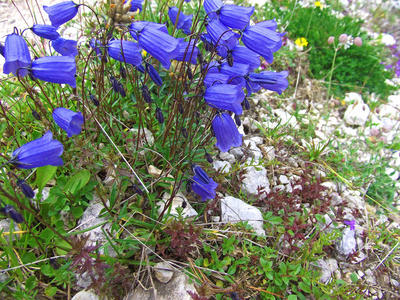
(328, 36), (335, 44)
(354, 37), (362, 47)
(339, 33), (348, 44)
(370, 128), (380, 137)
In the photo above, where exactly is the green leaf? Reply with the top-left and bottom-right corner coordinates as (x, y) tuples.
(36, 165), (57, 193)
(64, 170), (90, 195)
(298, 282), (311, 293)
(288, 295), (297, 300)
(45, 286), (58, 297)
(350, 272), (358, 283)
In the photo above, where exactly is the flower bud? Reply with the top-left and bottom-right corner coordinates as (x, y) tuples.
(178, 103), (184, 114)
(120, 65), (127, 79)
(17, 178), (35, 198)
(186, 67), (193, 80)
(117, 82), (126, 97)
(110, 75), (119, 93)
(328, 36), (335, 44)
(197, 52), (203, 65)
(129, 183), (143, 195)
(141, 85), (152, 103)
(234, 114), (241, 126)
(181, 127), (188, 138)
(339, 34), (348, 44)
(205, 151), (213, 163)
(90, 94), (100, 106)
(227, 51), (234, 67)
(32, 110), (41, 120)
(243, 97), (250, 110)
(146, 63), (163, 86)
(354, 37), (362, 47)
(0, 205), (24, 223)
(155, 107), (164, 124)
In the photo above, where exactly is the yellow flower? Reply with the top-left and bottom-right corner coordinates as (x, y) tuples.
(295, 37), (308, 47)
(315, 1), (322, 8)
(141, 50), (147, 57)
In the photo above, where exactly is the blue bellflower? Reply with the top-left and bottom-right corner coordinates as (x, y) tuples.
(226, 45), (260, 71)
(52, 107), (84, 137)
(204, 0), (254, 30)
(29, 56), (77, 88)
(212, 112), (242, 152)
(131, 22), (179, 69)
(191, 165), (211, 184)
(89, 39), (104, 56)
(191, 175), (218, 201)
(204, 84), (245, 115)
(10, 131), (63, 169)
(107, 39), (142, 66)
(52, 38), (78, 56)
(43, 1), (80, 28)
(206, 20), (238, 53)
(246, 71), (289, 95)
(125, 0), (144, 12)
(174, 38), (199, 64)
(168, 7), (193, 35)
(242, 19), (284, 64)
(31, 24), (60, 40)
(3, 33), (31, 77)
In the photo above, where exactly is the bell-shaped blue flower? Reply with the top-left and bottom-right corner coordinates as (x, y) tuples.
(204, 0), (222, 21)
(107, 39), (142, 66)
(29, 56), (77, 88)
(246, 70), (289, 95)
(168, 7), (193, 35)
(10, 131), (63, 169)
(89, 39), (104, 57)
(52, 38), (78, 56)
(226, 45), (260, 71)
(191, 175), (218, 201)
(206, 20), (238, 52)
(204, 84), (245, 115)
(30, 24), (60, 40)
(43, 1), (80, 28)
(125, 0), (144, 12)
(204, 72), (229, 88)
(212, 112), (242, 152)
(191, 165), (211, 184)
(130, 21), (169, 35)
(52, 107), (84, 137)
(146, 63), (162, 86)
(242, 19), (284, 63)
(219, 5), (254, 30)
(174, 39), (199, 64)
(130, 22), (179, 69)
(3, 33), (31, 77)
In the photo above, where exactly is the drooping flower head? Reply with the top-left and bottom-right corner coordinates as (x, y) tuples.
(17, 179), (35, 198)
(52, 107), (84, 137)
(204, 84), (245, 115)
(245, 71), (289, 96)
(191, 175), (218, 201)
(107, 39), (142, 66)
(174, 38), (199, 64)
(206, 19), (238, 55)
(52, 38), (78, 56)
(191, 164), (211, 184)
(3, 32), (31, 77)
(29, 56), (77, 88)
(125, 0), (144, 12)
(130, 21), (179, 69)
(43, 1), (80, 28)
(242, 19), (284, 64)
(10, 131), (63, 169)
(30, 24), (60, 40)
(168, 7), (193, 35)
(212, 112), (242, 152)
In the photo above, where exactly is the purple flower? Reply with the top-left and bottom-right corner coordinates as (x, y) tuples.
(130, 21), (179, 69)
(225, 45), (260, 71)
(344, 220), (355, 231)
(107, 39), (142, 66)
(203, 72), (230, 88)
(43, 1), (80, 28)
(146, 63), (162, 86)
(125, 0), (144, 12)
(242, 19), (284, 63)
(31, 24), (60, 40)
(174, 38), (199, 64)
(246, 71), (289, 95)
(191, 165), (211, 184)
(191, 175), (218, 201)
(206, 19), (238, 52)
(3, 33), (31, 77)
(29, 56), (77, 88)
(204, 84), (245, 115)
(10, 131), (63, 169)
(168, 7), (193, 35)
(212, 112), (242, 152)
(52, 38), (78, 56)
(52, 107), (84, 137)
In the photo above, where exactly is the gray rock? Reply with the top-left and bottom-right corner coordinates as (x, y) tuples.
(157, 192), (198, 220)
(242, 164), (270, 197)
(213, 160), (231, 173)
(250, 136), (264, 145)
(219, 152), (236, 164)
(336, 228), (356, 256)
(154, 262), (174, 283)
(0, 219), (19, 241)
(262, 146), (275, 161)
(317, 258), (339, 283)
(279, 175), (290, 184)
(124, 270), (198, 300)
(230, 147), (244, 159)
(243, 139), (262, 160)
(220, 196), (265, 236)
(71, 290), (101, 300)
